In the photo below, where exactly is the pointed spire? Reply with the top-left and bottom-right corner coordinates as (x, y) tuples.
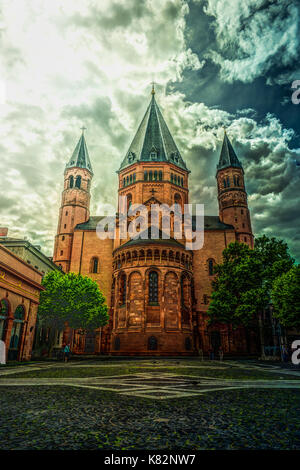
(66, 130), (93, 174)
(119, 89), (187, 171)
(217, 131), (243, 172)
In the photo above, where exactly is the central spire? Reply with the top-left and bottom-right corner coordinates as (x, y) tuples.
(119, 89), (187, 171)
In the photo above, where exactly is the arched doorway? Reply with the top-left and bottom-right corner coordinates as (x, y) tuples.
(0, 299), (9, 341)
(8, 305), (25, 360)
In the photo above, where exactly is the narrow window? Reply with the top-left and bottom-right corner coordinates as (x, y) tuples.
(227, 176), (230, 187)
(92, 257), (98, 273)
(69, 175), (74, 188)
(149, 171), (153, 181)
(223, 179), (227, 188)
(120, 274), (126, 305)
(133, 173), (136, 182)
(60, 250), (63, 256)
(154, 170), (157, 181)
(208, 259), (214, 276)
(123, 177), (126, 187)
(159, 171), (162, 181)
(149, 271), (158, 304)
(144, 171), (148, 181)
(75, 175), (81, 188)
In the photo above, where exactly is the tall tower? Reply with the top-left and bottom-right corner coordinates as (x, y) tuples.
(53, 130), (93, 272)
(216, 131), (253, 247)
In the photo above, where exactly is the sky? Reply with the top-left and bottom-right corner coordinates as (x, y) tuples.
(0, 0), (299, 261)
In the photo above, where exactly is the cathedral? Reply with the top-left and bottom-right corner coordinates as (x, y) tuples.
(53, 88), (258, 356)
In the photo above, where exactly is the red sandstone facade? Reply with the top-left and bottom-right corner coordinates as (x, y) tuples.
(53, 92), (257, 356)
(0, 245), (43, 361)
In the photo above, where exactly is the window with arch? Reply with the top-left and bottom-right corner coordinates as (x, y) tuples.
(149, 171), (153, 181)
(120, 274), (126, 306)
(127, 194), (132, 211)
(171, 173), (174, 183)
(149, 271), (159, 304)
(223, 178), (227, 188)
(144, 171), (148, 181)
(9, 305), (25, 357)
(91, 257), (99, 273)
(226, 176), (230, 187)
(133, 173), (136, 182)
(0, 299), (9, 341)
(126, 175), (129, 185)
(154, 170), (157, 181)
(208, 259), (214, 276)
(69, 175), (74, 188)
(159, 171), (162, 181)
(130, 174), (133, 184)
(123, 177), (126, 187)
(75, 175), (81, 188)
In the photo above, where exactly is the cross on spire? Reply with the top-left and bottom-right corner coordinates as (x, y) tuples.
(81, 126), (87, 134)
(151, 81), (156, 95)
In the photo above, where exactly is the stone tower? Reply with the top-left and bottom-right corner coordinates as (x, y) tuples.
(53, 131), (93, 272)
(110, 88), (194, 355)
(216, 131), (253, 247)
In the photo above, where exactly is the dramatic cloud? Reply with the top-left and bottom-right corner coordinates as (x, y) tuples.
(0, 0), (299, 261)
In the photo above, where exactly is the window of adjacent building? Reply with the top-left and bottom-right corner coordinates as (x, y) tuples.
(9, 305), (25, 353)
(0, 299), (9, 341)
(149, 271), (159, 304)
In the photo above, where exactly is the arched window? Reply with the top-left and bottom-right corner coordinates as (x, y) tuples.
(120, 274), (126, 306)
(127, 194), (132, 211)
(154, 170), (157, 181)
(149, 271), (158, 304)
(237, 177), (240, 186)
(123, 177), (126, 187)
(208, 259), (214, 276)
(133, 173), (136, 182)
(223, 178), (227, 188)
(149, 171), (153, 181)
(126, 175), (129, 185)
(226, 176), (230, 187)
(9, 305), (25, 359)
(69, 175), (74, 188)
(144, 171), (148, 181)
(171, 174), (174, 183)
(181, 177), (183, 187)
(159, 171), (162, 181)
(130, 174), (132, 184)
(75, 175), (81, 188)
(91, 257), (99, 273)
(0, 299), (9, 341)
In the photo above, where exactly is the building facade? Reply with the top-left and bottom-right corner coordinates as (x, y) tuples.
(0, 245), (44, 360)
(53, 90), (258, 356)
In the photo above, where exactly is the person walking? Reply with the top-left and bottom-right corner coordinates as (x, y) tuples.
(219, 346), (224, 361)
(63, 343), (71, 363)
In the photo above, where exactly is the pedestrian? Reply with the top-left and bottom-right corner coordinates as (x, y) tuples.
(64, 343), (71, 363)
(198, 347), (203, 361)
(219, 346), (224, 361)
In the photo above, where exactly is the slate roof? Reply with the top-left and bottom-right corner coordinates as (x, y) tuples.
(66, 133), (93, 174)
(217, 132), (243, 172)
(119, 93), (188, 171)
(75, 215), (233, 232)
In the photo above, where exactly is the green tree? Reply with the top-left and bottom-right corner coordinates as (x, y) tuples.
(208, 242), (265, 328)
(271, 265), (300, 328)
(38, 271), (109, 355)
(207, 236), (295, 355)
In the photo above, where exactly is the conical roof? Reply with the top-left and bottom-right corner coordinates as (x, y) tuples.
(217, 132), (243, 171)
(66, 132), (93, 174)
(119, 92), (187, 171)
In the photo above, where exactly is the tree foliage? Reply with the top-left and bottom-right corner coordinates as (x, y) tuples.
(38, 271), (109, 331)
(208, 236), (294, 327)
(271, 265), (300, 328)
